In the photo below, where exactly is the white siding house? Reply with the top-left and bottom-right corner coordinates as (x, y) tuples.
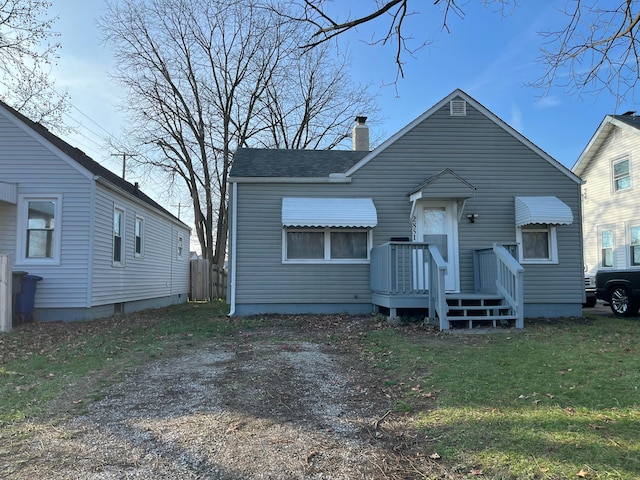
(228, 90), (585, 329)
(573, 113), (640, 280)
(0, 100), (190, 322)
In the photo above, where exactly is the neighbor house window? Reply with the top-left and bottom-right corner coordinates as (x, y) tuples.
(17, 195), (62, 264)
(134, 216), (144, 256)
(612, 157), (631, 192)
(600, 227), (614, 268)
(516, 224), (558, 264)
(113, 207), (124, 264)
(177, 235), (183, 259)
(630, 225), (640, 266)
(284, 228), (369, 262)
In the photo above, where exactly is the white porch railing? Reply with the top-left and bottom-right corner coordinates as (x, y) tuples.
(493, 243), (524, 328)
(370, 242), (524, 330)
(427, 244), (448, 330)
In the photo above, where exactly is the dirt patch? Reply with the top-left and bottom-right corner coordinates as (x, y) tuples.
(2, 315), (461, 479)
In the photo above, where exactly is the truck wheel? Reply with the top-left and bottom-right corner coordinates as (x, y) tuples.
(609, 285), (639, 317)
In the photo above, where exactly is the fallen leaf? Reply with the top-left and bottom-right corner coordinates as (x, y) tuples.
(429, 453), (441, 460)
(577, 468), (588, 477)
(471, 468), (483, 475)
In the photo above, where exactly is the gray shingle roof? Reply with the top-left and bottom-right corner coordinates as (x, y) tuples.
(611, 114), (640, 130)
(231, 148), (368, 178)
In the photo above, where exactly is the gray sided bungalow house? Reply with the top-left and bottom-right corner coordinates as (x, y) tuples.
(0, 100), (191, 322)
(227, 89), (585, 329)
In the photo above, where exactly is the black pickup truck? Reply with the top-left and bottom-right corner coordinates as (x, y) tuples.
(595, 270), (640, 317)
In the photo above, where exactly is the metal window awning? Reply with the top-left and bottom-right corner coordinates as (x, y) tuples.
(515, 196), (573, 227)
(282, 197), (377, 227)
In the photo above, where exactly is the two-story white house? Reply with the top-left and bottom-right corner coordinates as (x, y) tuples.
(572, 113), (640, 295)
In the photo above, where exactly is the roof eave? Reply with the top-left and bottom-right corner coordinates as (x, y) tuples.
(229, 176), (352, 184)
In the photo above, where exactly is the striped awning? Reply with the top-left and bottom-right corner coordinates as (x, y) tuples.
(282, 197), (377, 228)
(515, 196), (573, 227)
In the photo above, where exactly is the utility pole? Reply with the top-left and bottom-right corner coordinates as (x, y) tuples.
(173, 203), (181, 219)
(111, 153), (137, 180)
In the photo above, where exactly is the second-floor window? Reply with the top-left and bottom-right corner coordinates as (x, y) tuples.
(613, 157), (631, 192)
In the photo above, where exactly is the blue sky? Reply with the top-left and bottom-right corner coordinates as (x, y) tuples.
(48, 1), (635, 209)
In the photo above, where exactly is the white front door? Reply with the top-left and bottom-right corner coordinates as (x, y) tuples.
(418, 201), (459, 292)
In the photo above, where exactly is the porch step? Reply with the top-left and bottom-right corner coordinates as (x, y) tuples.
(445, 294), (516, 329)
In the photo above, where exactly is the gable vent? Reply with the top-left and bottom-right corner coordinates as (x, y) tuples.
(450, 100), (466, 116)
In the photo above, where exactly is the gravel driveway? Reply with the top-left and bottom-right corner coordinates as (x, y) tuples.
(3, 317), (448, 479)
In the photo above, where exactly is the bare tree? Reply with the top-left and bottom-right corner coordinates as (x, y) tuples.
(534, 1), (640, 106)
(257, 42), (379, 149)
(100, 0), (378, 289)
(288, 1), (640, 104)
(0, 0), (68, 128)
(284, 1), (514, 78)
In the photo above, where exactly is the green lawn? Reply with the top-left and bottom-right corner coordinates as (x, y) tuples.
(363, 312), (640, 479)
(1, 304), (638, 479)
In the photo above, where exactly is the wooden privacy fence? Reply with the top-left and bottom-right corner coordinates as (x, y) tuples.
(190, 259), (227, 301)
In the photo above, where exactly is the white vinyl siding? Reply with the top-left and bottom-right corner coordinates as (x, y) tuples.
(579, 122), (640, 277)
(91, 185), (190, 307)
(0, 103), (190, 319)
(0, 115), (93, 309)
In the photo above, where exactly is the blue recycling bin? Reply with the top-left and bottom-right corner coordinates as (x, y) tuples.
(15, 274), (43, 323)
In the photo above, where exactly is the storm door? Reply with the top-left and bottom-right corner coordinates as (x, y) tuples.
(418, 201), (459, 292)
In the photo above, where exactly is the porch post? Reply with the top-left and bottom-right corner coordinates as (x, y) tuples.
(0, 255), (12, 332)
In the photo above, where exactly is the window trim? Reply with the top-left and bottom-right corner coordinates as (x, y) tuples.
(282, 227), (372, 264)
(134, 215), (145, 257)
(113, 206), (125, 267)
(612, 156), (631, 193)
(15, 194), (62, 266)
(598, 224), (616, 269)
(627, 221), (640, 268)
(177, 234), (184, 260)
(516, 224), (558, 264)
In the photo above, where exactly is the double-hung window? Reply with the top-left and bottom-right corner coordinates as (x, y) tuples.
(113, 207), (124, 265)
(17, 195), (62, 264)
(134, 216), (144, 257)
(630, 224), (640, 267)
(600, 226), (615, 268)
(612, 157), (631, 192)
(177, 235), (184, 259)
(285, 228), (369, 262)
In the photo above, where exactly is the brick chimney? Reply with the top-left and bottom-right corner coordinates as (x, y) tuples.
(352, 116), (369, 151)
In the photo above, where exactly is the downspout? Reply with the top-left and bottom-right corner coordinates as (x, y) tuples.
(228, 181), (237, 316)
